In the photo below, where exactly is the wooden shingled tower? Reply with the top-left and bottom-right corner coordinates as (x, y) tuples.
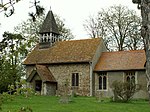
(39, 10), (60, 48)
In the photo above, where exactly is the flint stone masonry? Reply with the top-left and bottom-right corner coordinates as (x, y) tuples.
(25, 63), (91, 96)
(45, 82), (57, 95)
(48, 63), (91, 96)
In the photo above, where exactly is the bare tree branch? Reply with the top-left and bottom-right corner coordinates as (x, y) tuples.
(0, 0), (44, 21)
(84, 5), (144, 51)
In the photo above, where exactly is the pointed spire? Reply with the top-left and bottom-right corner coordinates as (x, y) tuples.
(39, 10), (59, 35)
(39, 10), (60, 49)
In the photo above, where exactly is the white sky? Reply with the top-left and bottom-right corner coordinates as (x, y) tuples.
(0, 0), (140, 40)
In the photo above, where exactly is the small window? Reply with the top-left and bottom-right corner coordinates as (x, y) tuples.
(98, 72), (107, 90)
(72, 73), (79, 86)
(103, 76), (107, 90)
(99, 76), (102, 90)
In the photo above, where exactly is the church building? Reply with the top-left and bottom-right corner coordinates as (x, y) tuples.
(23, 10), (148, 99)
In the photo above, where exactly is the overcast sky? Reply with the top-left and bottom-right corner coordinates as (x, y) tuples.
(0, 0), (140, 40)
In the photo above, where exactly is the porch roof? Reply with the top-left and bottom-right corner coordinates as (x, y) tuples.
(27, 65), (56, 82)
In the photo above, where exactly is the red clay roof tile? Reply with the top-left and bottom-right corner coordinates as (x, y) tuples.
(94, 50), (146, 71)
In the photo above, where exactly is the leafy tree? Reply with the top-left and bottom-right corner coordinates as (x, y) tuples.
(0, 57), (20, 93)
(14, 14), (44, 49)
(84, 5), (144, 51)
(0, 58), (13, 93)
(0, 32), (26, 93)
(14, 13), (74, 49)
(0, 5), (74, 93)
(0, 32), (27, 63)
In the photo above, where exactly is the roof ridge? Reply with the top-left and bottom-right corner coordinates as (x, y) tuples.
(102, 50), (145, 54)
(23, 37), (103, 65)
(95, 49), (146, 71)
(65, 38), (101, 42)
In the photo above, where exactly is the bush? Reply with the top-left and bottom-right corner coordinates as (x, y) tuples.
(7, 107), (33, 112)
(11, 80), (34, 97)
(1, 92), (14, 103)
(18, 107), (33, 112)
(0, 80), (34, 111)
(0, 95), (2, 110)
(111, 81), (141, 102)
(0, 92), (15, 111)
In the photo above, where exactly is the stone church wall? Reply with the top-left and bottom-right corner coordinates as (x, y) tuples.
(48, 63), (90, 96)
(45, 82), (57, 96)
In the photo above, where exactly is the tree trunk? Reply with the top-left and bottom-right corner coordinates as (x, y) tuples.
(140, 0), (150, 102)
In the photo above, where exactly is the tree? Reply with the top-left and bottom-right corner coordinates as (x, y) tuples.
(55, 15), (74, 41)
(14, 14), (44, 49)
(0, 6), (74, 93)
(0, 0), (44, 21)
(84, 5), (144, 51)
(14, 13), (74, 50)
(0, 32), (27, 63)
(132, 0), (150, 102)
(0, 32), (26, 93)
(0, 58), (17, 93)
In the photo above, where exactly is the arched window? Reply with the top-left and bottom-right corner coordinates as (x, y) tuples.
(125, 71), (135, 84)
(98, 72), (107, 90)
(131, 76), (135, 83)
(127, 76), (130, 83)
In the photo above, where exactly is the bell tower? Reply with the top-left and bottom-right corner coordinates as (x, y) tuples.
(39, 10), (60, 48)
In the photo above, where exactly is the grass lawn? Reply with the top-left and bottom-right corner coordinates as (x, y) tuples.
(1, 95), (150, 112)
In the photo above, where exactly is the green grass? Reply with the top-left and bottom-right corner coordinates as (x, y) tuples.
(1, 96), (150, 112)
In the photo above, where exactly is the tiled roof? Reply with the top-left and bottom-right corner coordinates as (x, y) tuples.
(94, 50), (146, 71)
(27, 65), (56, 82)
(24, 38), (102, 65)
